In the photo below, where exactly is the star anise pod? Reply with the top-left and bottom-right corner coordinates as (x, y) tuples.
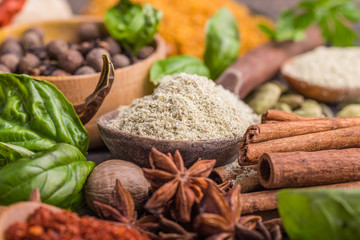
(193, 182), (282, 240)
(158, 216), (197, 240)
(93, 179), (159, 239)
(143, 148), (216, 222)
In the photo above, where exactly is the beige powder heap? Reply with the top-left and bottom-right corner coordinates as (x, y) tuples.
(283, 46), (360, 89)
(108, 73), (257, 140)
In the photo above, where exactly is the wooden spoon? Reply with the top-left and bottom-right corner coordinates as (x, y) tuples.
(0, 202), (60, 240)
(281, 59), (360, 103)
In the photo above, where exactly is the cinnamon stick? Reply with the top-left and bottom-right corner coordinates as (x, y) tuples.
(210, 164), (256, 183)
(239, 126), (360, 165)
(261, 109), (320, 123)
(258, 149), (360, 189)
(244, 117), (360, 144)
(238, 172), (262, 193)
(241, 181), (360, 214)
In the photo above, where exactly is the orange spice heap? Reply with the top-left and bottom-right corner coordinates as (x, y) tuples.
(6, 207), (149, 240)
(82, 0), (273, 58)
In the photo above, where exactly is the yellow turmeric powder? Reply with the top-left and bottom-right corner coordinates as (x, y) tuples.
(82, 0), (273, 58)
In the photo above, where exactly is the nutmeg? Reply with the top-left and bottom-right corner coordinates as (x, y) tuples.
(58, 50), (84, 73)
(51, 69), (71, 76)
(137, 46), (154, 59)
(21, 31), (43, 50)
(46, 40), (69, 59)
(0, 53), (20, 72)
(0, 64), (10, 73)
(0, 38), (23, 56)
(74, 66), (96, 75)
(18, 53), (40, 74)
(78, 23), (101, 41)
(104, 37), (121, 55)
(84, 160), (151, 213)
(86, 48), (110, 72)
(112, 54), (130, 68)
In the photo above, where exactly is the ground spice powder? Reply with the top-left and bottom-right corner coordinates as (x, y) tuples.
(6, 207), (149, 240)
(108, 73), (258, 141)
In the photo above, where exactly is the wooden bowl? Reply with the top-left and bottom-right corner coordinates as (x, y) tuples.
(0, 202), (60, 240)
(0, 16), (167, 148)
(97, 110), (242, 168)
(281, 59), (360, 103)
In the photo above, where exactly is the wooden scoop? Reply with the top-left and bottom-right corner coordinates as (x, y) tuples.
(0, 202), (60, 240)
(282, 59), (360, 103)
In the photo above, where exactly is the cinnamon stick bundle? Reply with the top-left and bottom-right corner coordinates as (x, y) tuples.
(239, 126), (360, 165)
(241, 181), (360, 214)
(258, 149), (360, 189)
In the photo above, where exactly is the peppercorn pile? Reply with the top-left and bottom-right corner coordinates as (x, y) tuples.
(5, 207), (149, 240)
(0, 23), (155, 76)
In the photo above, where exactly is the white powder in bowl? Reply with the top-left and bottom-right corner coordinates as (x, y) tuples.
(283, 46), (360, 89)
(108, 73), (258, 140)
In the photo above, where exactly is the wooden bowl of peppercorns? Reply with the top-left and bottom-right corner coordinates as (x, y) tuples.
(0, 16), (167, 148)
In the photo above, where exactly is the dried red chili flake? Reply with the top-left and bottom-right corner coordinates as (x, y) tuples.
(6, 207), (149, 240)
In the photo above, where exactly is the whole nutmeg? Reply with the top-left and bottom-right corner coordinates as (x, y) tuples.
(74, 66), (96, 75)
(58, 50), (84, 73)
(104, 37), (121, 55)
(137, 46), (155, 59)
(112, 54), (130, 68)
(0, 64), (10, 73)
(78, 23), (101, 41)
(21, 31), (43, 50)
(46, 40), (69, 59)
(0, 53), (20, 72)
(86, 48), (110, 72)
(18, 53), (40, 74)
(51, 69), (71, 76)
(0, 38), (23, 56)
(84, 159), (151, 212)
(26, 27), (45, 40)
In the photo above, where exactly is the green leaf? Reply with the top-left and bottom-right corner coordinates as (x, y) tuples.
(0, 143), (95, 210)
(260, 0), (360, 46)
(278, 188), (360, 240)
(258, 24), (276, 39)
(0, 142), (34, 168)
(105, 0), (162, 55)
(0, 73), (89, 154)
(204, 7), (240, 79)
(150, 55), (210, 85)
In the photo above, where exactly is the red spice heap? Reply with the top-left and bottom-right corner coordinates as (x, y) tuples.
(6, 207), (149, 240)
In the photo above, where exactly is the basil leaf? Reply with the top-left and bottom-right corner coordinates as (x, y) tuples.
(105, 0), (162, 55)
(204, 7), (240, 79)
(0, 143), (95, 210)
(278, 188), (360, 240)
(0, 73), (89, 154)
(260, 0), (360, 46)
(0, 142), (34, 168)
(150, 55), (211, 85)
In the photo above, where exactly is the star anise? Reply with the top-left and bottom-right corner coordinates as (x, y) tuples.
(193, 182), (282, 240)
(93, 179), (159, 239)
(143, 148), (216, 222)
(158, 216), (197, 240)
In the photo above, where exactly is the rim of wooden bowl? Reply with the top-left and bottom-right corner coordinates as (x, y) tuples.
(97, 109), (244, 145)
